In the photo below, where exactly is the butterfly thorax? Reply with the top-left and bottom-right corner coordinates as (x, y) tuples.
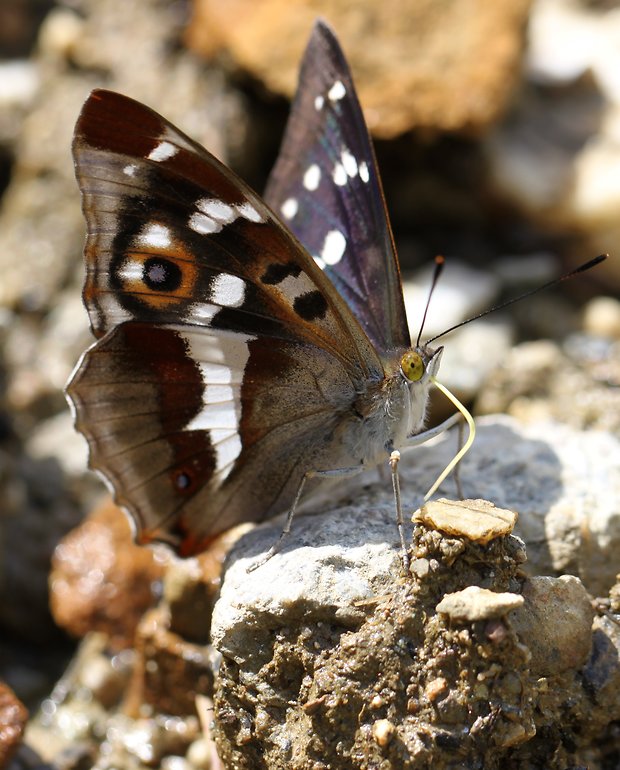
(347, 344), (442, 468)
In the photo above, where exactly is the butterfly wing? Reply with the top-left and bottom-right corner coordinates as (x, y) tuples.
(68, 89), (385, 553)
(264, 20), (411, 355)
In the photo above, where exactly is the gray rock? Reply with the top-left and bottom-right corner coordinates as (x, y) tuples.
(399, 414), (620, 596)
(211, 503), (403, 661)
(215, 414), (619, 606)
(510, 575), (594, 676)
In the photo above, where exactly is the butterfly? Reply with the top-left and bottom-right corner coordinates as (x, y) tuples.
(67, 20), (462, 566)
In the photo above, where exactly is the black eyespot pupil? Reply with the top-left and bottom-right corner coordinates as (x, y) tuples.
(144, 258), (182, 292)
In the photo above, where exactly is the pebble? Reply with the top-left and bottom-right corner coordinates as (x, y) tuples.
(413, 499), (518, 543)
(582, 296), (620, 339)
(436, 586), (524, 622)
(371, 719), (395, 747)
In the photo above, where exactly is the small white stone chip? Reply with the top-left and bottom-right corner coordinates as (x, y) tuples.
(436, 586), (524, 622)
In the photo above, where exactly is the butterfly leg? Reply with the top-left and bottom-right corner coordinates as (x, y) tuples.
(388, 449), (410, 573)
(391, 412), (464, 573)
(247, 464), (364, 573)
(454, 418), (466, 499)
(401, 411), (462, 450)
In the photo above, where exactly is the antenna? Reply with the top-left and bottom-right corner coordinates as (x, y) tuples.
(424, 254), (607, 346)
(416, 255), (445, 347)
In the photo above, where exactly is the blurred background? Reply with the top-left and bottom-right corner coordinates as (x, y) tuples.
(0, 0), (619, 766)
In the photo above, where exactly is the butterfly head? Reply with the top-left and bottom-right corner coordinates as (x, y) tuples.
(400, 345), (443, 385)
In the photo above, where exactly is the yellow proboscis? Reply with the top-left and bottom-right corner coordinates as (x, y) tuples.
(423, 377), (476, 501)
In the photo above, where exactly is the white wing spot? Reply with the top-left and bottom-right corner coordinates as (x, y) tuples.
(138, 223), (172, 249)
(321, 230), (346, 266)
(181, 329), (254, 477)
(342, 149), (358, 178)
(197, 198), (236, 223)
(210, 273), (246, 308)
(123, 164), (137, 177)
(147, 141), (178, 162)
(359, 161), (370, 183)
(281, 197), (299, 220)
(328, 80), (346, 101)
(314, 95), (324, 111)
(333, 163), (347, 187)
(189, 212), (223, 235)
(303, 164), (321, 191)
(211, 431), (242, 474)
(236, 202), (263, 222)
(190, 303), (220, 323)
(117, 259), (144, 281)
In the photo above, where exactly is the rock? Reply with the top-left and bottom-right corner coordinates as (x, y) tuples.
(400, 414), (620, 596)
(212, 504), (537, 768)
(436, 586), (524, 622)
(49, 498), (164, 648)
(0, 682), (28, 768)
(582, 613), (620, 711)
(510, 575), (594, 676)
(475, 338), (620, 434)
(126, 606), (215, 718)
(414, 498), (518, 544)
(187, 0), (532, 137)
(215, 414), (620, 602)
(582, 295), (620, 339)
(164, 527), (246, 644)
(486, 0), (620, 285)
(212, 504), (403, 664)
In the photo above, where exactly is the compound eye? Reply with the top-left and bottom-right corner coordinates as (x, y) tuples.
(401, 351), (425, 382)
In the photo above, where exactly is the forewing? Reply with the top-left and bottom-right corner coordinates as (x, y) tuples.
(72, 89), (381, 381)
(68, 88), (384, 551)
(264, 20), (411, 355)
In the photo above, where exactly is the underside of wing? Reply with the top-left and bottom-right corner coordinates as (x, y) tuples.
(73, 89), (383, 384)
(68, 323), (361, 553)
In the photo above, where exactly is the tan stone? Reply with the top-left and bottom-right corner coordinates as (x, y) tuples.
(187, 0), (532, 137)
(413, 498), (517, 543)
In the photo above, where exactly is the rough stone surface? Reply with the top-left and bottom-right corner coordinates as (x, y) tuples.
(399, 414), (620, 596)
(510, 575), (594, 676)
(126, 606), (214, 718)
(212, 503), (619, 769)
(213, 513), (533, 768)
(188, 0), (532, 137)
(414, 498), (518, 543)
(436, 586), (524, 622)
(212, 505), (404, 662)
(476, 339), (620, 436)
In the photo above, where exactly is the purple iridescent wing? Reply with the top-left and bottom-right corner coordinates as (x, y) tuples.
(264, 20), (411, 356)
